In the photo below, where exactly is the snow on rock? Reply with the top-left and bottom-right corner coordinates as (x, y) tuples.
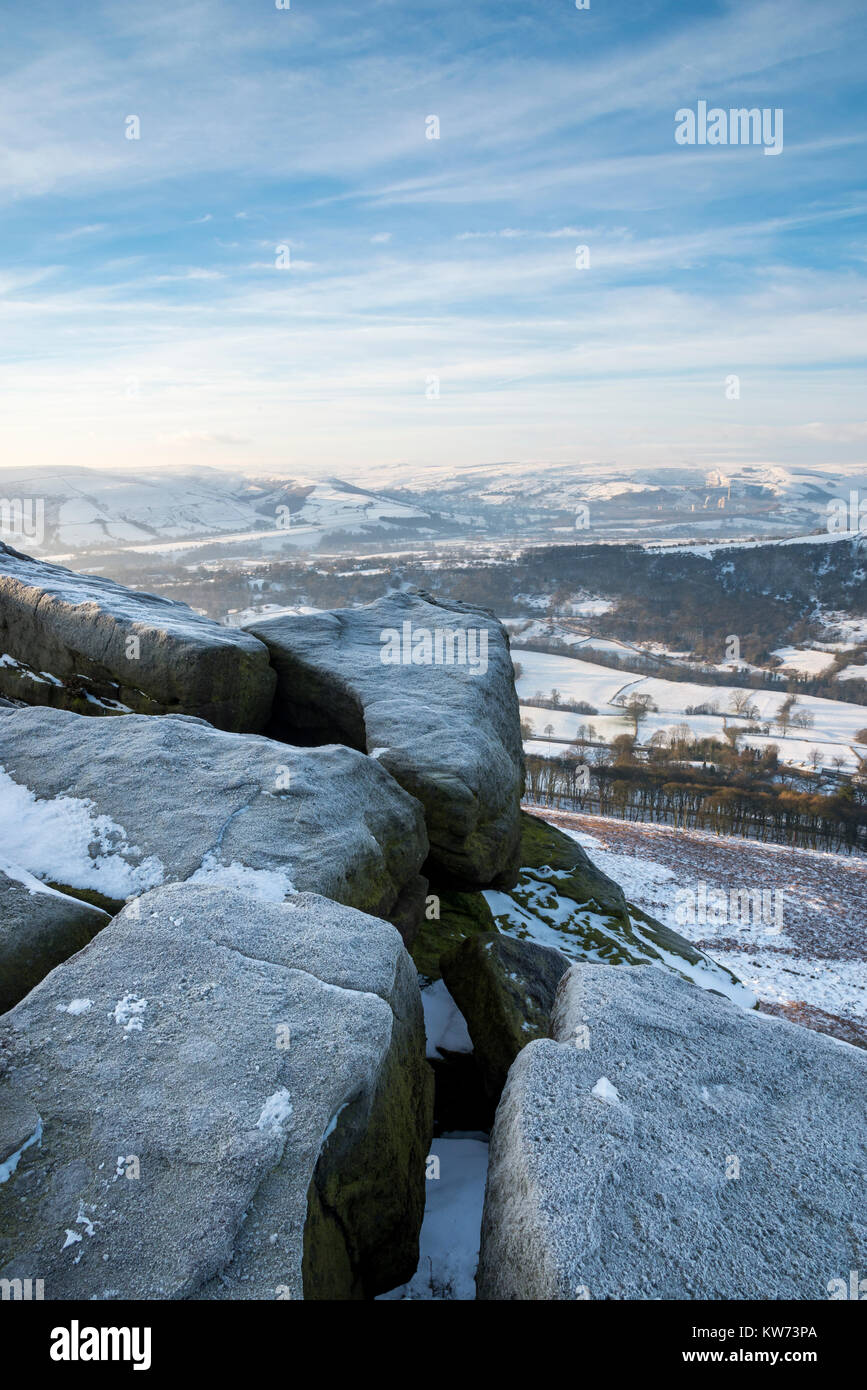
(256, 1089), (294, 1137)
(421, 979), (473, 1058)
(0, 883), (432, 1300)
(0, 541), (276, 732)
(590, 1076), (621, 1105)
(0, 765), (166, 900)
(378, 1136), (489, 1301)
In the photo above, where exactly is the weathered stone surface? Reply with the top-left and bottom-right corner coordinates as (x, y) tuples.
(0, 543), (276, 731)
(0, 864), (109, 1013)
(478, 964), (867, 1300)
(0, 706), (428, 927)
(0, 884), (433, 1300)
(441, 932), (569, 1100)
(247, 592), (524, 888)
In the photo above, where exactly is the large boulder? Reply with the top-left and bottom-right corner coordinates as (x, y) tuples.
(246, 592), (524, 889)
(441, 932), (569, 1100)
(0, 884), (433, 1299)
(477, 963), (867, 1300)
(0, 862), (109, 1013)
(0, 706), (428, 929)
(0, 544), (276, 731)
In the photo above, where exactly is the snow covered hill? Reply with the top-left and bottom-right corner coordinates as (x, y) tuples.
(357, 461), (867, 544)
(0, 465), (435, 557)
(2, 461), (864, 558)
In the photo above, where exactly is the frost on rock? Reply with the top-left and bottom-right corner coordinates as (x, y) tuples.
(256, 1089), (294, 1137)
(112, 994), (148, 1034)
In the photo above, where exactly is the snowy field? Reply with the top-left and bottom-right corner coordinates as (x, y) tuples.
(772, 647), (838, 677)
(536, 808), (867, 1047)
(515, 650), (867, 770)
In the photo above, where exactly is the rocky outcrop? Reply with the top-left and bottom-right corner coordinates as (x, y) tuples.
(0, 544), (276, 731)
(477, 963), (867, 1300)
(441, 933), (569, 1100)
(0, 884), (433, 1300)
(481, 811), (753, 1007)
(0, 863), (109, 1013)
(0, 706), (428, 928)
(410, 811), (750, 1005)
(246, 593), (524, 888)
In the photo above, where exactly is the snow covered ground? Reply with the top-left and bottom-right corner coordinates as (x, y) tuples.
(421, 979), (473, 1059)
(772, 647), (838, 677)
(538, 809), (867, 1045)
(381, 979), (486, 1300)
(515, 650), (867, 770)
(377, 1135), (489, 1301)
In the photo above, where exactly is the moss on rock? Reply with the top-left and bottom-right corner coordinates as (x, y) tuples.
(410, 888), (497, 982)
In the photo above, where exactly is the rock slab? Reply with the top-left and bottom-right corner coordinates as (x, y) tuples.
(0, 706), (428, 926)
(0, 543), (276, 731)
(0, 884), (433, 1299)
(247, 592), (524, 888)
(441, 932), (569, 1099)
(0, 864), (109, 1013)
(477, 963), (867, 1300)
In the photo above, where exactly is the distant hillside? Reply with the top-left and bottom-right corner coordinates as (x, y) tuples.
(0, 465), (443, 558)
(2, 462), (864, 559)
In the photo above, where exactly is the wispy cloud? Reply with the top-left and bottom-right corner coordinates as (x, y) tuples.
(0, 0), (863, 474)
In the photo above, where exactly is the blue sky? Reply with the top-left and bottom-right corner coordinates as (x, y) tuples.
(1, 0), (865, 480)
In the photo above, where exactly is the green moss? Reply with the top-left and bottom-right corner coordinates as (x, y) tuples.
(441, 932), (566, 1098)
(410, 888), (497, 982)
(482, 811), (749, 1002)
(518, 809), (628, 917)
(302, 1006), (433, 1299)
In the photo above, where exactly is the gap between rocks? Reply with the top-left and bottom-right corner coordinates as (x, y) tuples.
(377, 978), (491, 1302)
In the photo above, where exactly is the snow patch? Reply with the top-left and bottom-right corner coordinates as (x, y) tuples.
(591, 1076), (622, 1105)
(187, 852), (295, 901)
(112, 994), (147, 1034)
(421, 979), (473, 1058)
(0, 1117), (42, 1184)
(0, 768), (165, 899)
(256, 1089), (293, 1137)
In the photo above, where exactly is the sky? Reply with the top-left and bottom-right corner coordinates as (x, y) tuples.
(0, 0), (865, 483)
